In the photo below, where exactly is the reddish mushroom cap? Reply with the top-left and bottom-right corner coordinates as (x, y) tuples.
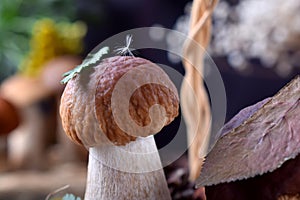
(0, 96), (20, 135)
(60, 56), (179, 147)
(0, 75), (52, 108)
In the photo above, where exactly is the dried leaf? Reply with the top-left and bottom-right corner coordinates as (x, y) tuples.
(197, 76), (300, 187)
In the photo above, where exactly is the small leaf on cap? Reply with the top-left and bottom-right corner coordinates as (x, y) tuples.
(61, 46), (109, 84)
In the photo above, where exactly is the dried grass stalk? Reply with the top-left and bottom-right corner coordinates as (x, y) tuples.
(181, 0), (218, 181)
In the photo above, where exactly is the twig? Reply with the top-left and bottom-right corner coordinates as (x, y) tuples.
(45, 185), (70, 200)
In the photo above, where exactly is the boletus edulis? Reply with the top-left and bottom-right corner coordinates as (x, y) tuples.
(0, 96), (20, 136)
(197, 76), (300, 200)
(0, 96), (20, 168)
(60, 55), (179, 200)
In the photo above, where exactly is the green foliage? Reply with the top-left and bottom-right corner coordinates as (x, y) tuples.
(62, 193), (82, 200)
(0, 0), (77, 82)
(49, 193), (82, 200)
(61, 46), (109, 84)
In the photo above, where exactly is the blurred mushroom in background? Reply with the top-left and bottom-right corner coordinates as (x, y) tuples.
(0, 96), (20, 170)
(40, 55), (87, 164)
(0, 75), (54, 170)
(0, 18), (87, 170)
(0, 97), (20, 136)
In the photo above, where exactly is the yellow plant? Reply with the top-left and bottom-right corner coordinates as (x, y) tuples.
(20, 18), (86, 77)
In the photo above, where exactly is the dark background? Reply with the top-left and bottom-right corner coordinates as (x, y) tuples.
(75, 0), (298, 127)
(74, 0), (299, 148)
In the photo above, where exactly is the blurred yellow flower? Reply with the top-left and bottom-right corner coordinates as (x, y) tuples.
(20, 18), (87, 77)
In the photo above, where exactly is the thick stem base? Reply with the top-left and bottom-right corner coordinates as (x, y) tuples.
(85, 136), (171, 200)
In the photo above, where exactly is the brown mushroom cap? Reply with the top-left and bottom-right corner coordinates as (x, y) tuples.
(197, 75), (300, 187)
(40, 55), (82, 93)
(0, 96), (20, 135)
(60, 56), (179, 147)
(0, 75), (52, 108)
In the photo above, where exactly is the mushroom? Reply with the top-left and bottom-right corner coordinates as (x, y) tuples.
(60, 56), (179, 199)
(0, 96), (20, 166)
(0, 75), (54, 169)
(0, 75), (52, 108)
(40, 55), (87, 163)
(0, 96), (20, 136)
(0, 56), (84, 168)
(197, 76), (300, 199)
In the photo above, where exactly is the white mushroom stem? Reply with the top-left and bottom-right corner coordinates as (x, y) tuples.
(8, 104), (49, 169)
(85, 136), (171, 200)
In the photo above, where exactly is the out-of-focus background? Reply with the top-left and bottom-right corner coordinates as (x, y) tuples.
(0, 0), (299, 199)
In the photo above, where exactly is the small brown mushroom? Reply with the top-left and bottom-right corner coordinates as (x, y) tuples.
(0, 96), (20, 136)
(60, 56), (179, 199)
(0, 75), (52, 108)
(196, 76), (300, 199)
(0, 96), (20, 166)
(0, 75), (54, 169)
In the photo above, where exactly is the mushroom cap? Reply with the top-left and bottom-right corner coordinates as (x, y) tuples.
(0, 75), (52, 108)
(40, 55), (82, 93)
(60, 56), (179, 147)
(0, 96), (20, 135)
(197, 76), (300, 187)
